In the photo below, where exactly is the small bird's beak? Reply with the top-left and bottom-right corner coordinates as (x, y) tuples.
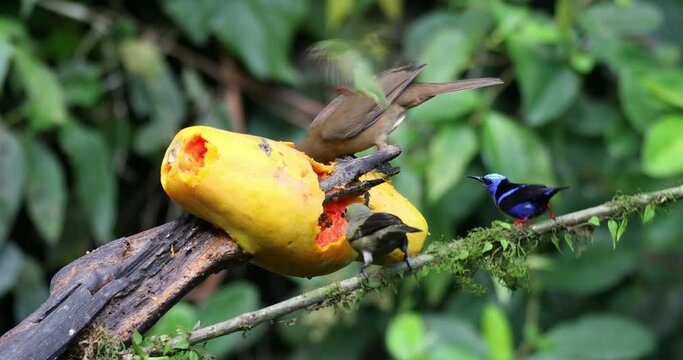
(467, 175), (483, 183)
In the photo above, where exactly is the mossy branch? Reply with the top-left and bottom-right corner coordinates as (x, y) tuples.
(168, 184), (683, 347)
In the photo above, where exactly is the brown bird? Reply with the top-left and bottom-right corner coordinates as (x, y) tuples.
(296, 64), (503, 163)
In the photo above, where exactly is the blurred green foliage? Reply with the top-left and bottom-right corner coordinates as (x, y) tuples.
(1, 0), (683, 359)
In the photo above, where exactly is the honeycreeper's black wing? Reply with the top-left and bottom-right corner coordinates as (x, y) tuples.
(349, 212), (406, 240)
(497, 184), (557, 211)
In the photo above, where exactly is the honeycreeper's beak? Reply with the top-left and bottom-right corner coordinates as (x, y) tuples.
(467, 175), (483, 183)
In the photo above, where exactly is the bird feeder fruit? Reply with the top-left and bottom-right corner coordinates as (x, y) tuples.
(161, 126), (427, 277)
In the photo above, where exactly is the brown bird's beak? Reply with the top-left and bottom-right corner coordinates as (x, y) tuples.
(467, 175), (484, 183)
(447, 78), (504, 92)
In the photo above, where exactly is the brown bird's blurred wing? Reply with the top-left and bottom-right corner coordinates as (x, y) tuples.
(318, 64), (425, 140)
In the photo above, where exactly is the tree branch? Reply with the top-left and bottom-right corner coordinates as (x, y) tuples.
(172, 185), (683, 346)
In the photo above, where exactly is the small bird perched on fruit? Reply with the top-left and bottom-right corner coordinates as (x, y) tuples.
(296, 64), (503, 163)
(344, 203), (422, 277)
(468, 173), (568, 225)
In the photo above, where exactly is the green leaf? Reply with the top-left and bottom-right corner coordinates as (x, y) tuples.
(608, 219), (619, 249)
(499, 239), (509, 251)
(458, 249), (470, 260)
(507, 36), (580, 126)
(404, 7), (491, 64)
(526, 68), (580, 125)
(167, 0), (308, 82)
(12, 48), (68, 130)
(197, 282), (263, 357)
(325, 0), (355, 32)
(386, 312), (426, 360)
(541, 238), (638, 294)
(580, 2), (662, 38)
(641, 69), (683, 109)
(494, 221), (511, 230)
(59, 123), (116, 244)
(550, 235), (562, 253)
(210, 0), (308, 83)
(563, 233), (574, 253)
(146, 302), (198, 336)
(482, 242), (493, 253)
(132, 331), (143, 345)
(481, 303), (513, 360)
(0, 32), (14, 89)
(57, 61), (104, 108)
(0, 126), (25, 244)
(544, 314), (655, 359)
(0, 243), (24, 297)
(13, 256), (48, 321)
(641, 204), (655, 224)
(173, 338), (190, 350)
(21, 0), (38, 17)
(426, 346), (484, 360)
(120, 39), (186, 155)
(588, 216), (600, 227)
(619, 68), (670, 131)
(642, 114), (683, 177)
(161, 0), (214, 45)
(616, 218), (628, 242)
(377, 0), (402, 20)
(481, 112), (555, 185)
(423, 314), (487, 358)
(22, 136), (67, 245)
(418, 28), (468, 82)
(188, 350), (199, 360)
(427, 124), (478, 203)
(404, 12), (459, 60)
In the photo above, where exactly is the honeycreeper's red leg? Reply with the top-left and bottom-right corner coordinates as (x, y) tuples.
(513, 218), (529, 225)
(547, 204), (556, 220)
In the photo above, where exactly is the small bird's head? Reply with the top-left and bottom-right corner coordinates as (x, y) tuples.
(343, 203), (372, 223)
(467, 173), (508, 194)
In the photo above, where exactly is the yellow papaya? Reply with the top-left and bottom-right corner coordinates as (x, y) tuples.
(160, 126), (427, 277)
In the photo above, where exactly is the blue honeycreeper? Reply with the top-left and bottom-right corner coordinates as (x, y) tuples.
(344, 204), (422, 278)
(468, 173), (568, 225)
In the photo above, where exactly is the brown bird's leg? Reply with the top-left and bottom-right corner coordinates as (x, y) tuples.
(547, 204), (556, 220)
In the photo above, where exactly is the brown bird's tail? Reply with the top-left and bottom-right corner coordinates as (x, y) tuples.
(397, 78), (503, 108)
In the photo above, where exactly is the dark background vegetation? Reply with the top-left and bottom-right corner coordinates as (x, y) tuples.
(1, 0), (683, 358)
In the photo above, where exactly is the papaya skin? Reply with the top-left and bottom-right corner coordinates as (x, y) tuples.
(161, 126), (357, 277)
(161, 126), (427, 277)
